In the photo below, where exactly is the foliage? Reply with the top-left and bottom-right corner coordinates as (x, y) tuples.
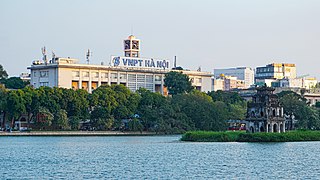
(0, 64), (8, 79)
(34, 107), (54, 130)
(164, 71), (193, 95)
(128, 118), (143, 132)
(68, 116), (81, 130)
(181, 130), (320, 142)
(0, 77), (29, 89)
(315, 102), (320, 108)
(53, 109), (69, 130)
(207, 90), (247, 120)
(278, 91), (320, 130)
(172, 90), (226, 131)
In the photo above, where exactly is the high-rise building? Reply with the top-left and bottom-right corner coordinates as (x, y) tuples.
(214, 67), (254, 88)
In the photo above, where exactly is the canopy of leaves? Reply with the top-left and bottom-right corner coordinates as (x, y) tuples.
(0, 77), (29, 89)
(164, 71), (193, 95)
(0, 64), (8, 79)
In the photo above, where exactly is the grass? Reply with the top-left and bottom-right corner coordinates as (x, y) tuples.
(181, 130), (320, 142)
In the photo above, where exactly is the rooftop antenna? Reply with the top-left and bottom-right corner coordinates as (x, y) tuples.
(52, 51), (56, 59)
(41, 46), (47, 64)
(174, 56), (177, 68)
(86, 49), (92, 64)
(131, 25), (133, 35)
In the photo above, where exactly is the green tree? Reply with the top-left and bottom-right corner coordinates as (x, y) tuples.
(128, 118), (143, 132)
(69, 116), (81, 130)
(0, 64), (8, 79)
(164, 71), (193, 95)
(208, 90), (244, 104)
(53, 109), (69, 130)
(0, 77), (29, 89)
(136, 88), (192, 133)
(89, 85), (118, 130)
(6, 90), (26, 128)
(172, 90), (226, 131)
(278, 91), (320, 130)
(34, 107), (54, 130)
(0, 85), (7, 129)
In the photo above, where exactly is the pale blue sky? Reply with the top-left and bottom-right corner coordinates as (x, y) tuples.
(0, 0), (319, 78)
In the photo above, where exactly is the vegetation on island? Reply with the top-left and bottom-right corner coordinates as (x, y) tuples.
(181, 130), (320, 142)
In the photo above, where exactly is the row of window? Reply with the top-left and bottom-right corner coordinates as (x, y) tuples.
(72, 71), (163, 81)
(190, 78), (202, 83)
(34, 71), (49, 78)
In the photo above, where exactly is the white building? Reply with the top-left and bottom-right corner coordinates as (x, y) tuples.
(214, 67), (254, 88)
(28, 35), (214, 95)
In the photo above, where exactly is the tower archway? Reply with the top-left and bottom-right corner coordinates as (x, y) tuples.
(273, 124), (278, 132)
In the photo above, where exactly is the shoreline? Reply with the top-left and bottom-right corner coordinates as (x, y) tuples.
(0, 131), (160, 136)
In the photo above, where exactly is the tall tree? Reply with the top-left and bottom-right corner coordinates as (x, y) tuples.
(0, 77), (29, 89)
(0, 64), (8, 79)
(164, 71), (193, 95)
(172, 90), (226, 131)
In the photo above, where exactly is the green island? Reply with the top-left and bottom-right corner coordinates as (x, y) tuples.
(181, 130), (320, 142)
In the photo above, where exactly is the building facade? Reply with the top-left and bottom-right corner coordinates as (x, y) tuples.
(255, 63), (297, 85)
(214, 67), (254, 88)
(28, 35), (214, 94)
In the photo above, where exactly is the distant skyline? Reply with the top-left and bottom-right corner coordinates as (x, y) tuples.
(0, 0), (319, 79)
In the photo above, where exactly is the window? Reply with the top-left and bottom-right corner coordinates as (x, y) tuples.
(33, 71), (37, 77)
(72, 71), (80, 77)
(39, 82), (49, 86)
(92, 72), (99, 78)
(40, 71), (49, 77)
(155, 75), (162, 81)
(196, 78), (202, 83)
(102, 72), (108, 78)
(111, 73), (117, 79)
(83, 72), (89, 77)
(120, 73), (126, 79)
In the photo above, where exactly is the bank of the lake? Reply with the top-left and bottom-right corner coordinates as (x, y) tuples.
(0, 131), (157, 136)
(181, 130), (320, 142)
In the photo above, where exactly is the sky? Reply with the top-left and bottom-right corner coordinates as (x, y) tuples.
(0, 0), (319, 78)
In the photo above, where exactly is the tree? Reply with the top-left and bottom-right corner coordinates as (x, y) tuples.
(0, 64), (8, 79)
(164, 71), (193, 95)
(0, 77), (29, 89)
(208, 90), (244, 105)
(0, 85), (7, 129)
(172, 90), (226, 131)
(69, 116), (81, 130)
(53, 109), (69, 130)
(207, 90), (246, 120)
(136, 88), (193, 133)
(278, 91), (320, 130)
(34, 107), (54, 130)
(6, 90), (26, 128)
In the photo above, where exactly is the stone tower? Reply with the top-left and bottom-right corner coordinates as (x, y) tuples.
(246, 86), (285, 133)
(124, 35), (140, 57)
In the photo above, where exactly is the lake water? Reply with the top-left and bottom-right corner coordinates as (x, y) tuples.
(1, 135), (320, 179)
